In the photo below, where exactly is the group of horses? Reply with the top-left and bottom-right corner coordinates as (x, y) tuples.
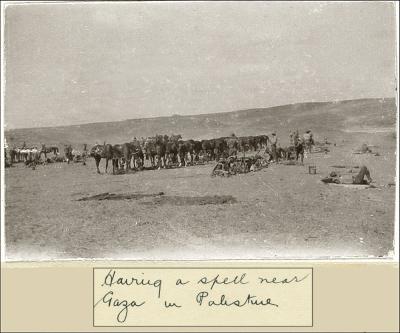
(8, 145), (60, 164)
(7, 144), (89, 166)
(6, 131), (315, 173)
(89, 134), (273, 174)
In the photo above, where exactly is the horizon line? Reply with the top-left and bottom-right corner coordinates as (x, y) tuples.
(4, 96), (396, 132)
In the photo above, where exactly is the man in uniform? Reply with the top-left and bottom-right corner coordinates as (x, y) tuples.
(303, 130), (314, 153)
(82, 143), (88, 166)
(321, 166), (373, 185)
(294, 135), (305, 164)
(289, 131), (295, 146)
(270, 132), (278, 162)
(294, 129), (300, 144)
(4, 139), (9, 166)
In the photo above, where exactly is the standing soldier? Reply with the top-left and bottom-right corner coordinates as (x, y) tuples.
(4, 138), (9, 166)
(82, 143), (88, 166)
(295, 135), (305, 164)
(64, 144), (73, 164)
(270, 132), (278, 162)
(289, 131), (295, 146)
(294, 129), (299, 145)
(227, 133), (238, 157)
(303, 130), (314, 153)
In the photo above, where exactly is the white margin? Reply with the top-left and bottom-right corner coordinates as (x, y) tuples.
(1, 1), (7, 262)
(393, 0), (399, 262)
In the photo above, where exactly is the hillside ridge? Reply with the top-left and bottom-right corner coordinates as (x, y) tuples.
(5, 97), (396, 147)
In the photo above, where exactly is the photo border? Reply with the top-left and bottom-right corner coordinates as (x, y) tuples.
(0, 1), (399, 331)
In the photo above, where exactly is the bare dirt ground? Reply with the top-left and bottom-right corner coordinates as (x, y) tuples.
(4, 130), (396, 260)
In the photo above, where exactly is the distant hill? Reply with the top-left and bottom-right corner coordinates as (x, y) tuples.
(5, 98), (396, 148)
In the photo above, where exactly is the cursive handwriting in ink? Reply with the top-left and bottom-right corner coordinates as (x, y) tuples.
(176, 278), (190, 286)
(197, 273), (249, 290)
(94, 290), (145, 323)
(258, 274), (309, 284)
(196, 291), (279, 307)
(164, 300), (182, 308)
(102, 269), (162, 298)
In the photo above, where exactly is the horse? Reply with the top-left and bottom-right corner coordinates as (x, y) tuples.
(177, 140), (189, 167)
(192, 140), (203, 163)
(111, 144), (125, 171)
(129, 139), (144, 170)
(213, 138), (227, 161)
(19, 148), (30, 162)
(165, 137), (179, 167)
(155, 135), (167, 169)
(143, 137), (157, 168)
(112, 142), (141, 172)
(90, 144), (115, 174)
(23, 147), (41, 166)
(182, 140), (195, 165)
(40, 145), (59, 160)
(9, 148), (18, 163)
(255, 135), (269, 150)
(201, 139), (215, 161)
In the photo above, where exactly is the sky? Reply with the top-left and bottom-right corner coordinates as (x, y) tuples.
(3, 1), (397, 129)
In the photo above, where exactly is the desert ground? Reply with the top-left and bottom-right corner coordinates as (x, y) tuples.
(4, 127), (396, 260)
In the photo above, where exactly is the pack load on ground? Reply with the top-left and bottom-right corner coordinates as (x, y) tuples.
(211, 155), (269, 177)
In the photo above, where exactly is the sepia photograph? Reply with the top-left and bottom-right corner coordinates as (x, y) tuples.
(2, 1), (397, 261)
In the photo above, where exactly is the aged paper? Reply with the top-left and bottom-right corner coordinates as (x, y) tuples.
(1, 262), (399, 332)
(93, 268), (312, 327)
(1, 1), (398, 332)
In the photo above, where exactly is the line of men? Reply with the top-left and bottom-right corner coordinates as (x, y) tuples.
(268, 129), (314, 164)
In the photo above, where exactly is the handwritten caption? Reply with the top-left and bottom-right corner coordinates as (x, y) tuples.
(93, 268), (312, 327)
